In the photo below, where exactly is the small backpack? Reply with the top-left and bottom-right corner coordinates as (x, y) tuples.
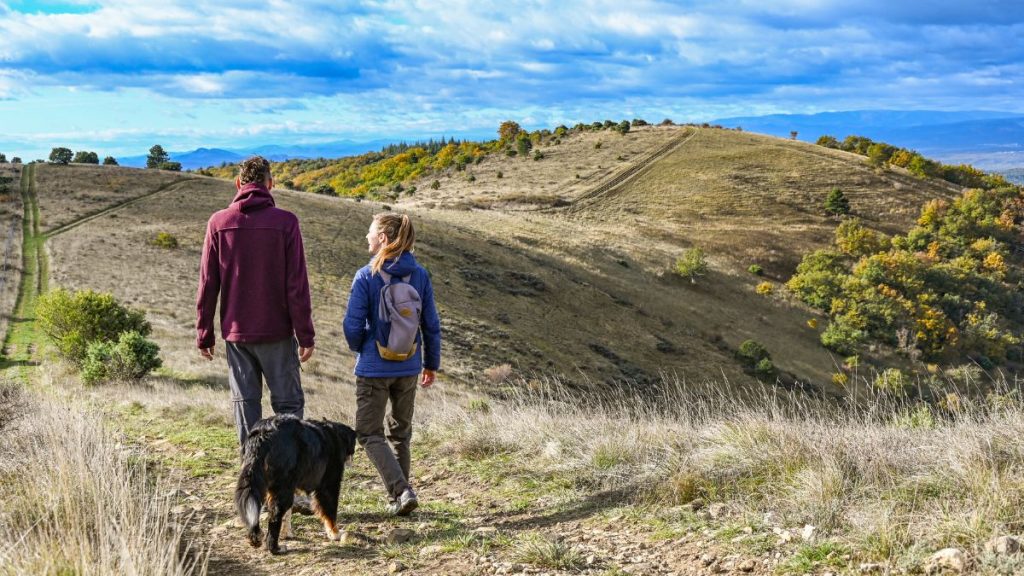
(375, 270), (423, 361)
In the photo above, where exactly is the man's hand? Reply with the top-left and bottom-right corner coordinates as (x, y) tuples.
(421, 369), (436, 388)
(200, 346), (215, 361)
(299, 346), (315, 363)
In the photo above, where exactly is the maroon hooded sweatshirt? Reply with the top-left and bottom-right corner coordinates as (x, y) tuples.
(195, 183), (315, 349)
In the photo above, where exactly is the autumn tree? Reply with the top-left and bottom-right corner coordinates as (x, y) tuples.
(498, 121), (522, 144)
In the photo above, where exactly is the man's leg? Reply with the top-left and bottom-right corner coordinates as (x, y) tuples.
(252, 337), (304, 420)
(226, 342), (264, 448)
(386, 375), (418, 482)
(355, 376), (410, 501)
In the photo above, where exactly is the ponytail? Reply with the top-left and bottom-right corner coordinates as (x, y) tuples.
(370, 213), (415, 275)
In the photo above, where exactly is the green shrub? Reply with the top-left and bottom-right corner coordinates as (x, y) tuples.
(755, 358), (775, 376)
(873, 368), (908, 395)
(430, 180), (440, 190)
(819, 320), (865, 355)
(824, 187), (850, 216)
(496, 171), (503, 179)
(738, 339), (769, 363)
(748, 264), (763, 276)
(81, 331), (162, 385)
(150, 232), (178, 249)
(36, 289), (151, 366)
(674, 247), (708, 283)
(533, 150), (544, 161)
(467, 174), (476, 182)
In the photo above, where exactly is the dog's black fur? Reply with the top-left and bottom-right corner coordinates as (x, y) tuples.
(235, 414), (357, 554)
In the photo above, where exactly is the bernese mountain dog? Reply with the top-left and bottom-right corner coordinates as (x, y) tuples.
(235, 414), (357, 554)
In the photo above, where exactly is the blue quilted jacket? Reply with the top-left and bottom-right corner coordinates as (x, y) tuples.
(343, 251), (441, 377)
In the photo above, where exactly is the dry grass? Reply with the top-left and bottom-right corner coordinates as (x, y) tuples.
(33, 164), (186, 232)
(421, 376), (1024, 568)
(0, 385), (206, 575)
(0, 164), (24, 346)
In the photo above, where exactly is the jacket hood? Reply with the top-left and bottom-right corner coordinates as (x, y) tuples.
(376, 251), (418, 278)
(231, 182), (276, 213)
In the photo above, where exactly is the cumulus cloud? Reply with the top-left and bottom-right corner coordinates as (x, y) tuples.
(2, 0), (1024, 154)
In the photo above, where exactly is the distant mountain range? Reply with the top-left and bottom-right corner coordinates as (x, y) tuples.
(116, 138), (409, 170)
(711, 110), (1024, 172)
(114, 110), (1024, 173)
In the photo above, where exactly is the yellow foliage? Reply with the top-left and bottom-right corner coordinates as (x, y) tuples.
(982, 252), (1006, 275)
(831, 372), (849, 387)
(806, 318), (818, 329)
(755, 281), (774, 295)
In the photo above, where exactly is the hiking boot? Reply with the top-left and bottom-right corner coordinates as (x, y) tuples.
(387, 488), (418, 516)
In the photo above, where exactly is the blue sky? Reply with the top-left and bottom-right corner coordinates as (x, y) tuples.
(1, 0), (1024, 159)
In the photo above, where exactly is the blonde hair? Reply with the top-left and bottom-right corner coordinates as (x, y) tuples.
(370, 213), (415, 275)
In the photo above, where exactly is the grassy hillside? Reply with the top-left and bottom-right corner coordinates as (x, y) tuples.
(46, 125), (1016, 392)
(4, 133), (1024, 574)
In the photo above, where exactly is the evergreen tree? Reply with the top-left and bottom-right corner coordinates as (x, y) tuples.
(824, 187), (851, 217)
(103, 156), (118, 166)
(146, 145), (169, 169)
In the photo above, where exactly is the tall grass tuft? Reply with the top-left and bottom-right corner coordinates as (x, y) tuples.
(0, 389), (206, 575)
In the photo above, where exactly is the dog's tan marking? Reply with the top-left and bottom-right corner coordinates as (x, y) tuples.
(312, 499), (339, 540)
(281, 509), (293, 539)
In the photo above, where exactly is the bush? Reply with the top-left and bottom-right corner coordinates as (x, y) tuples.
(674, 247), (708, 283)
(310, 183), (334, 195)
(594, 142), (602, 149)
(748, 264), (763, 276)
(36, 289), (151, 366)
(496, 171), (503, 179)
(755, 358), (775, 376)
(533, 150), (544, 161)
(467, 174), (476, 182)
(102, 156), (118, 166)
(81, 331), (161, 385)
(824, 187), (850, 216)
(150, 232), (178, 249)
(873, 368), (908, 395)
(430, 180), (441, 190)
(738, 339), (769, 363)
(819, 320), (865, 355)
(755, 281), (774, 295)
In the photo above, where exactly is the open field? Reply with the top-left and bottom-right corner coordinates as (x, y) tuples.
(3, 127), (1023, 574)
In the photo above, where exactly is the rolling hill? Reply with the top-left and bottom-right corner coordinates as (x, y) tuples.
(27, 123), (996, 396)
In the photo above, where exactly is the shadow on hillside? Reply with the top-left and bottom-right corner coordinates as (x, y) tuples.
(157, 372), (229, 391)
(205, 555), (270, 576)
(491, 485), (636, 531)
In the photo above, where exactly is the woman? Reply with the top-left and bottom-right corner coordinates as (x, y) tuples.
(343, 213), (441, 515)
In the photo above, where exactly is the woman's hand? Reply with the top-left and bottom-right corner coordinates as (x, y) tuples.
(421, 369), (436, 388)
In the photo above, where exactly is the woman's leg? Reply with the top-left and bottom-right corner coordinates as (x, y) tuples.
(355, 376), (410, 501)
(386, 375), (418, 482)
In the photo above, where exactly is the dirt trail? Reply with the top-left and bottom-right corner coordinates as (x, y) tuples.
(567, 128), (699, 214)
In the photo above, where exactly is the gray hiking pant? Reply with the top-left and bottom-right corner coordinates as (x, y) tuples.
(226, 337), (304, 447)
(355, 375), (418, 500)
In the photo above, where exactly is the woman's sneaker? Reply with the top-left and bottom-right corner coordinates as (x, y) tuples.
(388, 488), (418, 516)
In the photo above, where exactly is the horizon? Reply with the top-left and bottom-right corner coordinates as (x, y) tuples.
(2, 1), (1024, 160)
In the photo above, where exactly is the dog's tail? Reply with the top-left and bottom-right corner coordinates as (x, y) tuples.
(235, 428), (272, 547)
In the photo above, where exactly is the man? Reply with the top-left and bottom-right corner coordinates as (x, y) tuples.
(196, 156), (315, 447)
